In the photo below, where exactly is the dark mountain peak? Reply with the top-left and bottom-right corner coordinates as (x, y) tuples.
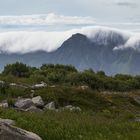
(71, 33), (87, 39)
(66, 33), (90, 43)
(60, 33), (91, 48)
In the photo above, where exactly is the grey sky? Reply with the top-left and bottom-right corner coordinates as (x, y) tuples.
(0, 0), (140, 22)
(0, 0), (140, 54)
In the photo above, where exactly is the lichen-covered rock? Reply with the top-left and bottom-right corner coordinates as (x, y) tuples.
(14, 98), (33, 109)
(44, 102), (56, 110)
(0, 118), (15, 125)
(32, 96), (44, 107)
(0, 123), (42, 140)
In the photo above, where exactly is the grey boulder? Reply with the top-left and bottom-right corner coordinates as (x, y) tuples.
(15, 98), (34, 109)
(0, 123), (42, 140)
(32, 96), (44, 107)
(44, 102), (56, 110)
(0, 118), (15, 125)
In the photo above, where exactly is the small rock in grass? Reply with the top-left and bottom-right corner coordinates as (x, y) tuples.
(32, 96), (44, 107)
(44, 102), (56, 111)
(63, 105), (82, 112)
(0, 100), (8, 108)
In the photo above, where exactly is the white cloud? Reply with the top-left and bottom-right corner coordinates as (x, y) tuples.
(114, 34), (140, 51)
(0, 26), (140, 54)
(0, 29), (81, 53)
(0, 13), (95, 26)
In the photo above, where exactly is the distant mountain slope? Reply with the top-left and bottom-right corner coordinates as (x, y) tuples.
(0, 30), (140, 75)
(49, 33), (140, 75)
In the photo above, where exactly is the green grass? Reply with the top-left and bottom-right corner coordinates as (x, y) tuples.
(0, 109), (140, 140)
(0, 84), (140, 140)
(0, 86), (30, 101)
(1, 64), (140, 139)
(35, 87), (112, 111)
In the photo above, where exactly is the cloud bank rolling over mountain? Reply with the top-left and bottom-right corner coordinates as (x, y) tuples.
(0, 1), (140, 75)
(0, 26), (140, 54)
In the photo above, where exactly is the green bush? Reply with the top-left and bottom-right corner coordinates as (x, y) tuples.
(2, 62), (34, 77)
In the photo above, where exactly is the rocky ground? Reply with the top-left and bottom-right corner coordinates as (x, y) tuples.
(0, 81), (140, 140)
(0, 118), (42, 140)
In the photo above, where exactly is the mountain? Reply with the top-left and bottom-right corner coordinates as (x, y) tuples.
(49, 32), (140, 75)
(0, 30), (140, 75)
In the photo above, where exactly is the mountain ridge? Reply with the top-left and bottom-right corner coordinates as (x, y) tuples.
(0, 30), (140, 75)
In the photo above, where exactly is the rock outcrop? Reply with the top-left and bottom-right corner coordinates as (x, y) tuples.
(0, 118), (42, 140)
(1, 96), (82, 113)
(0, 118), (15, 125)
(32, 96), (44, 108)
(14, 98), (34, 109)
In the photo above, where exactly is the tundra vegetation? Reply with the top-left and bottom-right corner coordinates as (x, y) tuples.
(0, 62), (140, 140)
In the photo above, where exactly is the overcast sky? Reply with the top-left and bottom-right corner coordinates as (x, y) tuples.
(0, 0), (140, 22)
(0, 0), (140, 54)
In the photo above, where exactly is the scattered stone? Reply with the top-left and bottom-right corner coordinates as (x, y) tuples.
(0, 123), (42, 140)
(0, 80), (4, 84)
(10, 83), (17, 86)
(14, 98), (34, 109)
(0, 100), (8, 108)
(32, 96), (44, 107)
(134, 118), (140, 122)
(0, 118), (15, 125)
(44, 102), (56, 110)
(10, 83), (28, 89)
(25, 106), (43, 113)
(64, 105), (73, 109)
(32, 82), (47, 89)
(78, 85), (89, 90)
(70, 106), (81, 112)
(63, 105), (82, 112)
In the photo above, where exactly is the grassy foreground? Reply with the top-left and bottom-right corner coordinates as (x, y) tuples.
(0, 108), (140, 140)
(0, 86), (140, 140)
(0, 63), (140, 140)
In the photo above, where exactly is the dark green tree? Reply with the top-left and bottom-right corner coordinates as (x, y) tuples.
(3, 62), (31, 77)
